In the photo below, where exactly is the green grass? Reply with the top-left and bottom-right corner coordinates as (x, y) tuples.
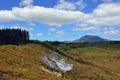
(66, 46), (120, 80)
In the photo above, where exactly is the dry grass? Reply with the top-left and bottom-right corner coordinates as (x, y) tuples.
(67, 47), (120, 80)
(0, 44), (120, 80)
(0, 44), (67, 80)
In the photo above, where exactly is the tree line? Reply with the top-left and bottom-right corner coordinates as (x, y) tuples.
(0, 28), (29, 45)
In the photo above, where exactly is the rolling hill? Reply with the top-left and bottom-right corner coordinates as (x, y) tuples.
(0, 44), (68, 80)
(0, 43), (120, 80)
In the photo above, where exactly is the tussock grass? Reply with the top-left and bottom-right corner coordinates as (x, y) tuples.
(0, 44), (67, 80)
(0, 44), (120, 80)
(66, 47), (120, 80)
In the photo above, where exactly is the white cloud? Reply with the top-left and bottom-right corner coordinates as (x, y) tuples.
(0, 6), (85, 26)
(75, 0), (87, 10)
(54, 0), (76, 11)
(29, 22), (36, 26)
(54, 0), (86, 10)
(87, 2), (120, 26)
(19, 0), (33, 7)
(0, 10), (18, 22)
(72, 23), (97, 31)
(36, 33), (43, 37)
(49, 28), (65, 35)
(0, 2), (119, 27)
(103, 28), (120, 36)
(92, 0), (119, 3)
(94, 27), (120, 37)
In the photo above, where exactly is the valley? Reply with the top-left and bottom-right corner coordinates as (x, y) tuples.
(0, 43), (120, 80)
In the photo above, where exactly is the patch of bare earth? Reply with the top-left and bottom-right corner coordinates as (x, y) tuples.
(41, 67), (62, 77)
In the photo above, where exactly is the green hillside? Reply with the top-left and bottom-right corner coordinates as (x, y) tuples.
(0, 44), (120, 80)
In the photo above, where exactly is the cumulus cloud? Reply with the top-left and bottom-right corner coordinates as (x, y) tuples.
(0, 6), (85, 26)
(102, 28), (120, 36)
(19, 0), (33, 7)
(72, 23), (97, 31)
(0, 2), (119, 27)
(103, 28), (120, 36)
(89, 3), (120, 26)
(54, 0), (76, 10)
(72, 2), (120, 31)
(75, 0), (87, 10)
(28, 22), (36, 26)
(54, 0), (86, 10)
(93, 0), (119, 3)
(0, 10), (18, 22)
(93, 27), (120, 40)
(49, 28), (65, 35)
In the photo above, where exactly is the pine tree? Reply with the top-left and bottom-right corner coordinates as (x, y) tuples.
(0, 28), (29, 45)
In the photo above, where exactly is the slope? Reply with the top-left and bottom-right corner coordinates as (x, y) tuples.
(0, 44), (67, 80)
(0, 43), (120, 80)
(41, 42), (120, 80)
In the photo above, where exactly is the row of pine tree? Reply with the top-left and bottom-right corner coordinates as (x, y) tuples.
(0, 28), (29, 45)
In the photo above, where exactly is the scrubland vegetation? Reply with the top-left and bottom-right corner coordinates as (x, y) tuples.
(0, 44), (68, 80)
(0, 42), (120, 80)
(39, 41), (120, 80)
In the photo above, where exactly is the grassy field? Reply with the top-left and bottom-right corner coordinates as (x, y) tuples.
(40, 42), (120, 80)
(0, 44), (120, 80)
(0, 44), (68, 80)
(66, 46), (120, 80)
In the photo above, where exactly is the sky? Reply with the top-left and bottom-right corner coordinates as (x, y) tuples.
(0, 0), (120, 41)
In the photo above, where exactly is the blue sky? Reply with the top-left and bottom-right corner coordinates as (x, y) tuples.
(0, 0), (120, 41)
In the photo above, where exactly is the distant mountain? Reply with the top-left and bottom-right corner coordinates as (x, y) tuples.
(73, 35), (106, 42)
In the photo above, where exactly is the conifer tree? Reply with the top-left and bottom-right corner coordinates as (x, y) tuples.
(0, 28), (29, 45)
